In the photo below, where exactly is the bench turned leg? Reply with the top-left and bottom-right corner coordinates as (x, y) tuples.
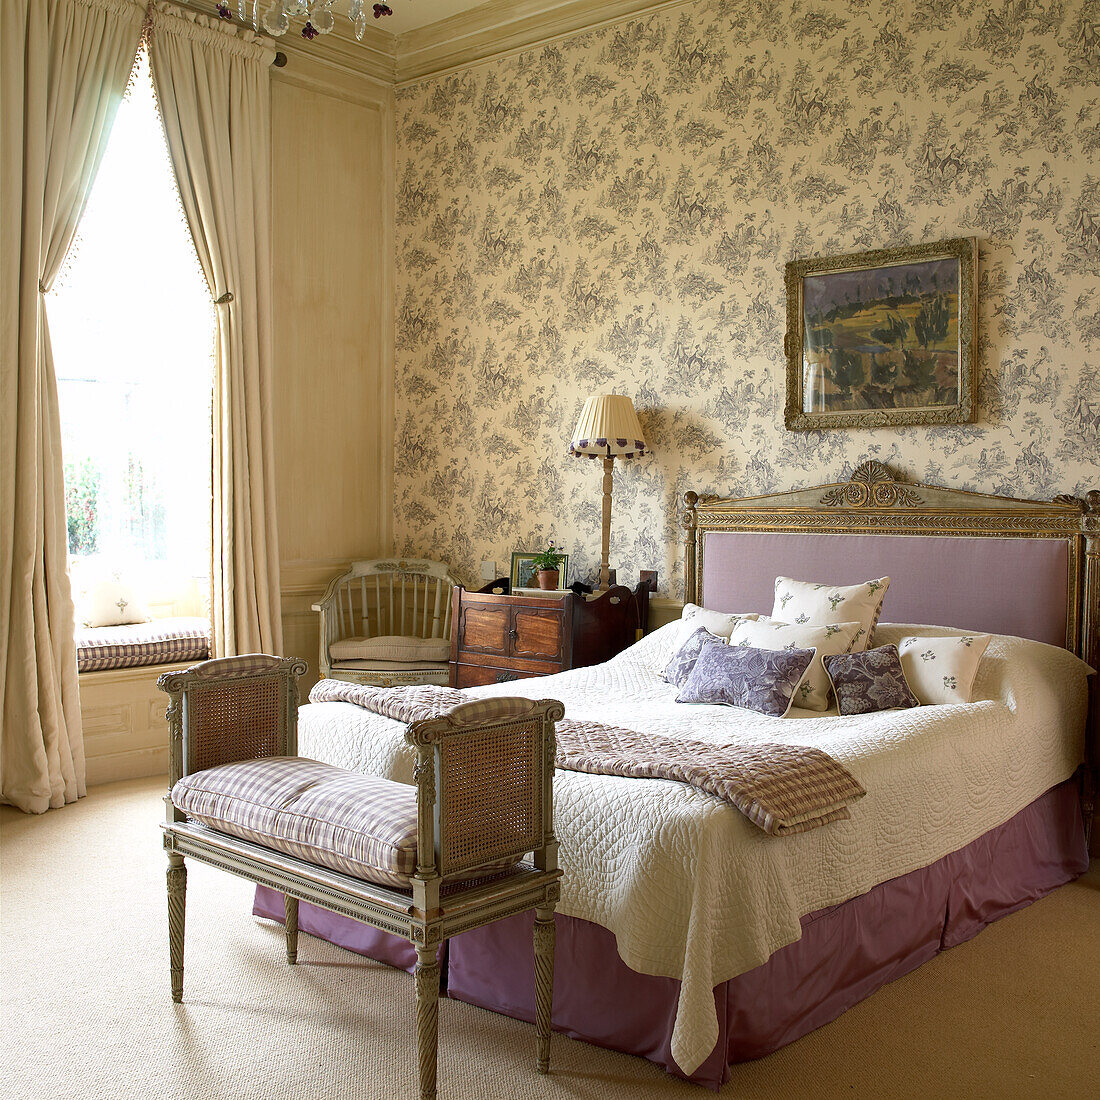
(533, 907), (556, 1074)
(284, 895), (299, 964)
(166, 852), (187, 1002)
(415, 944), (441, 1100)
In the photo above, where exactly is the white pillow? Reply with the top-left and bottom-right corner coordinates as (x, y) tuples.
(729, 618), (864, 711)
(78, 576), (152, 628)
(771, 575), (891, 651)
(897, 634), (991, 705)
(681, 603), (759, 639)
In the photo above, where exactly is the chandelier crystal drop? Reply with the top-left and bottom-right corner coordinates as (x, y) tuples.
(224, 1), (394, 42)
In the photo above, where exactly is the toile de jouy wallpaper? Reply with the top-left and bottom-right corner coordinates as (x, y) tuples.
(393, 0), (1099, 599)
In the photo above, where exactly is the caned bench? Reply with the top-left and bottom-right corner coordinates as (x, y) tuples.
(159, 655), (563, 1100)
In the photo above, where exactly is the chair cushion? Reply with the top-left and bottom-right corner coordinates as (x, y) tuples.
(329, 635), (450, 663)
(331, 659), (449, 672)
(171, 757), (515, 889)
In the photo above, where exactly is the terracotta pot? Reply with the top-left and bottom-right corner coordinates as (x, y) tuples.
(536, 568), (559, 590)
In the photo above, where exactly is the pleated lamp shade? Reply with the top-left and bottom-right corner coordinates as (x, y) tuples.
(568, 395), (647, 459)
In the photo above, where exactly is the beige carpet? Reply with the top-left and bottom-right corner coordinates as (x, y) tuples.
(1, 777), (1097, 1099)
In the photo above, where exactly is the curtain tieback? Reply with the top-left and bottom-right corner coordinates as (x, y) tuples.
(39, 279), (48, 294)
(215, 291), (234, 305)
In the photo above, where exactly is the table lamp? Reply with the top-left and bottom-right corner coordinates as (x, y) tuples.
(568, 394), (648, 591)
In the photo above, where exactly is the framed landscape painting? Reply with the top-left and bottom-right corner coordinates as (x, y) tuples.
(784, 237), (977, 430)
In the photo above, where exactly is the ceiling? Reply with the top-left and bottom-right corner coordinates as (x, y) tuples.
(264, 0), (683, 84)
(379, 0), (498, 35)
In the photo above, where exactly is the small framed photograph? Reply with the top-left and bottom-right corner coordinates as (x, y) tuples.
(510, 551), (570, 591)
(784, 236), (977, 430)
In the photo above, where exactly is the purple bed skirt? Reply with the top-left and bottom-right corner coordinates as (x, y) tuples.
(253, 778), (1087, 1090)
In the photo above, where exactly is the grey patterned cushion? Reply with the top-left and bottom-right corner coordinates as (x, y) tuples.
(822, 645), (920, 715)
(676, 643), (817, 717)
(661, 626), (725, 687)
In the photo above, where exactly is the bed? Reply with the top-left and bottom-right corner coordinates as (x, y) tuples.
(253, 462), (1097, 1089)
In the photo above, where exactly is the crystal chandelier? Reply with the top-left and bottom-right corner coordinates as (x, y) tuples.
(215, 2), (396, 41)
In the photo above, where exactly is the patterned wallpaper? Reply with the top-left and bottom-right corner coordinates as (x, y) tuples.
(393, 0), (1100, 599)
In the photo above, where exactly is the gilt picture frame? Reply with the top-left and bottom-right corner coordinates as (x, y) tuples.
(784, 236), (977, 430)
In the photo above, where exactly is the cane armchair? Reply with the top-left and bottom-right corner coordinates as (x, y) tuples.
(159, 654), (563, 1100)
(314, 559), (460, 687)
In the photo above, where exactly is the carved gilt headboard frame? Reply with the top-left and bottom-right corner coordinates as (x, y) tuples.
(683, 460), (1099, 669)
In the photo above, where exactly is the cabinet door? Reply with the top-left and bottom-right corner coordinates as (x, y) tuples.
(458, 604), (510, 658)
(511, 607), (564, 661)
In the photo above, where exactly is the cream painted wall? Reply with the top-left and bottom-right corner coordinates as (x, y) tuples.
(392, 0), (1100, 601)
(271, 57), (395, 688)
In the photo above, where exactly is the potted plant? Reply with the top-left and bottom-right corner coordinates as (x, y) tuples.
(530, 541), (565, 590)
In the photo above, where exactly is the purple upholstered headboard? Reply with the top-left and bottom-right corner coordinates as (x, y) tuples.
(700, 531), (1070, 648)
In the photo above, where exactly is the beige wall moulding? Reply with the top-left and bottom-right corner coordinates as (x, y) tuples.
(169, 1), (694, 86)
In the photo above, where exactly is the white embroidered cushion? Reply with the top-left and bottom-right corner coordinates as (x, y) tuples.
(771, 575), (891, 651)
(681, 603), (759, 639)
(897, 634), (992, 705)
(78, 576), (152, 628)
(729, 618), (863, 711)
(329, 635), (450, 663)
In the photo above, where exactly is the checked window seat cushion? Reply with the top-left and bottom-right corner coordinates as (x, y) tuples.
(171, 757), (517, 890)
(77, 616), (211, 673)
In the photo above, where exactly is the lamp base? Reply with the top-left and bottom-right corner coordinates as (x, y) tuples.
(598, 455), (614, 591)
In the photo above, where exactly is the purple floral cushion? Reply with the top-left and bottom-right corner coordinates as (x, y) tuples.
(822, 645), (920, 715)
(676, 643), (817, 717)
(661, 626), (725, 687)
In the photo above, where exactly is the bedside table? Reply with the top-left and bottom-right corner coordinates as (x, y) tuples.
(449, 584), (648, 688)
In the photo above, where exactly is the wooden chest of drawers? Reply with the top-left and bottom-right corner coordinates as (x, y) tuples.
(449, 586), (643, 688)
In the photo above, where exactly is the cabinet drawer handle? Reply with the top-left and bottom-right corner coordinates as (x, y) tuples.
(495, 671), (518, 683)
(508, 628), (518, 641)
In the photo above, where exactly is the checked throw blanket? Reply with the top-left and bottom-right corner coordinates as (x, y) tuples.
(308, 680), (865, 835)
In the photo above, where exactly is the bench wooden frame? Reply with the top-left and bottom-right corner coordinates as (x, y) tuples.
(159, 654), (563, 1100)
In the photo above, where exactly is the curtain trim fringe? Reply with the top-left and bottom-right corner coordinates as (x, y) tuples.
(149, 0), (276, 65)
(67, 0), (146, 17)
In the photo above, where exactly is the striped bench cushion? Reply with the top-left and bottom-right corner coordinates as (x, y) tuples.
(172, 757), (517, 889)
(76, 617), (211, 673)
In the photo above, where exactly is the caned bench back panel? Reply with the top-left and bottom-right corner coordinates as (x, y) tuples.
(160, 655), (307, 785)
(183, 676), (286, 776)
(407, 697), (563, 886)
(436, 717), (544, 877)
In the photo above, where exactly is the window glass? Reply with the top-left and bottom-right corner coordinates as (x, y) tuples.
(49, 47), (213, 612)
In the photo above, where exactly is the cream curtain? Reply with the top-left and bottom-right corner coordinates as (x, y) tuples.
(148, 2), (282, 657)
(0, 0), (143, 813)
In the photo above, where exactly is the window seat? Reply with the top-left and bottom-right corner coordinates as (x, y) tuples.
(76, 617), (211, 786)
(76, 616), (210, 673)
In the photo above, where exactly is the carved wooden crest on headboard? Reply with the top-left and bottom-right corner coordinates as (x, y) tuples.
(819, 460), (924, 508)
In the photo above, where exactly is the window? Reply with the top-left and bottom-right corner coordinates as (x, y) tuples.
(49, 47), (213, 615)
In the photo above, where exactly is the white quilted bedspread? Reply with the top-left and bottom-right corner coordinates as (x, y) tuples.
(297, 620), (1090, 1074)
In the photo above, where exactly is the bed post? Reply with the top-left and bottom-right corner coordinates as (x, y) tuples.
(682, 491), (699, 606)
(1078, 490), (1099, 852)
